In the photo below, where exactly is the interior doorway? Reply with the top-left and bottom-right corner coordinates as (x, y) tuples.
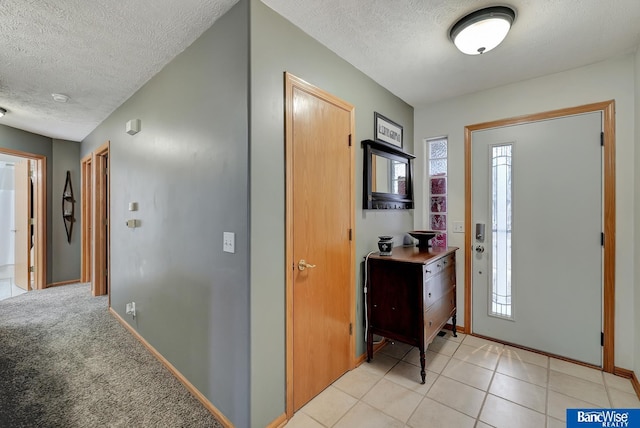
(81, 141), (110, 299)
(284, 73), (356, 416)
(0, 148), (46, 299)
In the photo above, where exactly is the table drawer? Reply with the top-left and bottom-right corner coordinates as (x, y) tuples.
(424, 287), (456, 343)
(424, 265), (456, 309)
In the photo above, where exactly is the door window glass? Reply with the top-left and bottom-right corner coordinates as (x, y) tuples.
(491, 144), (512, 319)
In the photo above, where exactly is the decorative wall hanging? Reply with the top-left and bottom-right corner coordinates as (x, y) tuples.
(62, 170), (75, 243)
(374, 112), (403, 148)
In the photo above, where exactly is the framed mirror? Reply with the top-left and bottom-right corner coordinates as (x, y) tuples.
(362, 139), (415, 209)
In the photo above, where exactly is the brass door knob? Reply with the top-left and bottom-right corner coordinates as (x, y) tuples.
(298, 259), (317, 271)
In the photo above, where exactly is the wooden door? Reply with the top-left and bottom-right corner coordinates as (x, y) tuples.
(92, 142), (110, 297)
(81, 155), (93, 283)
(14, 160), (30, 290)
(285, 73), (355, 413)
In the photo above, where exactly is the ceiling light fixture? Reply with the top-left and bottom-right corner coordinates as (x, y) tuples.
(0, 107), (7, 117)
(52, 93), (70, 103)
(450, 6), (515, 55)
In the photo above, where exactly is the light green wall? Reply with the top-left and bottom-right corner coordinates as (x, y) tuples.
(0, 125), (54, 283)
(52, 139), (81, 282)
(81, 2), (251, 426)
(249, 1), (414, 425)
(414, 55), (637, 370)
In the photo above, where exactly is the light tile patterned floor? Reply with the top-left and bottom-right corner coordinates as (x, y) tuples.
(287, 332), (640, 427)
(0, 264), (26, 301)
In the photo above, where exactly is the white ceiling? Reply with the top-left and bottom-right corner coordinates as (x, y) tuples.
(1, 0), (639, 142)
(0, 0), (238, 142)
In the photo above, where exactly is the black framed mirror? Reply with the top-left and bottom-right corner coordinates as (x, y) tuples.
(362, 139), (415, 209)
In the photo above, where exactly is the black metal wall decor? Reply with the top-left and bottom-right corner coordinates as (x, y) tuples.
(62, 170), (75, 243)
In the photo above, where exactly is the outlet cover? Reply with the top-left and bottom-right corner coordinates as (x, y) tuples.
(453, 221), (464, 233)
(223, 232), (235, 253)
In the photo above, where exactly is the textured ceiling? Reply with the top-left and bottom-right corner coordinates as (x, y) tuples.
(262, 0), (640, 108)
(0, 0), (238, 141)
(1, 1), (639, 142)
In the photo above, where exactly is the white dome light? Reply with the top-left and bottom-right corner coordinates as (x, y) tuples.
(450, 6), (515, 55)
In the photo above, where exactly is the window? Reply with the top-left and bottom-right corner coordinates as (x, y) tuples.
(427, 137), (448, 247)
(490, 144), (512, 318)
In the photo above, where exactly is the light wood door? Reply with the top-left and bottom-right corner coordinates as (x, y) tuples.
(14, 160), (30, 290)
(286, 74), (355, 412)
(92, 144), (110, 297)
(81, 155), (93, 283)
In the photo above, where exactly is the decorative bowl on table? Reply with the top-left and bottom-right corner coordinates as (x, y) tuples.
(408, 230), (438, 249)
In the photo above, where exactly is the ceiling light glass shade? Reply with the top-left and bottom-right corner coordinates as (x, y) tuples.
(450, 6), (515, 55)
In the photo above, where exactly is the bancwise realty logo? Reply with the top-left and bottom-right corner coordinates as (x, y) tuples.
(567, 409), (640, 427)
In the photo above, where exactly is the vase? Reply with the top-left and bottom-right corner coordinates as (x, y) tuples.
(377, 236), (393, 256)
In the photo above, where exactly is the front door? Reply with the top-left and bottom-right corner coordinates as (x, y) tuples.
(471, 112), (603, 366)
(14, 159), (30, 291)
(286, 73), (355, 412)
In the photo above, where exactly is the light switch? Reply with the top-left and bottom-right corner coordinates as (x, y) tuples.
(223, 232), (235, 253)
(453, 222), (464, 233)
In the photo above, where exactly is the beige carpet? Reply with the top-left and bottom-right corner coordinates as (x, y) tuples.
(0, 283), (223, 427)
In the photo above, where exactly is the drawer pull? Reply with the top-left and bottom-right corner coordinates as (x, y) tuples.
(429, 320), (433, 327)
(425, 269), (432, 274)
(428, 292), (432, 298)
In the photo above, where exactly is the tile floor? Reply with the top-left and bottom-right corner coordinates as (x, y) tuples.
(287, 332), (640, 428)
(0, 264), (26, 301)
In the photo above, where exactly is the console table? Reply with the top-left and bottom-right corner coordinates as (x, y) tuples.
(366, 246), (458, 383)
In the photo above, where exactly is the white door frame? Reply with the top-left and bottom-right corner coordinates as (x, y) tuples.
(463, 100), (616, 372)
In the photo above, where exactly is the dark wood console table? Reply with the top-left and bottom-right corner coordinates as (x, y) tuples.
(366, 246), (458, 383)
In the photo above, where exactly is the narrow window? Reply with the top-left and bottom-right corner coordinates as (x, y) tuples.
(490, 144), (512, 318)
(427, 137), (448, 247)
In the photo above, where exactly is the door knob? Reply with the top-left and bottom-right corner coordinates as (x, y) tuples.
(298, 259), (317, 271)
(475, 245), (485, 253)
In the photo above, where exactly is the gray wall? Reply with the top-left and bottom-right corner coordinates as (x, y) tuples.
(0, 124), (54, 283)
(634, 48), (640, 382)
(250, 1), (414, 425)
(52, 139), (81, 282)
(81, 1), (250, 426)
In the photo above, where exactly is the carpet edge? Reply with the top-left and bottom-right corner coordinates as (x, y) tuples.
(108, 307), (234, 428)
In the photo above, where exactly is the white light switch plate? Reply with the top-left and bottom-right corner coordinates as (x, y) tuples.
(453, 221), (464, 233)
(223, 232), (235, 253)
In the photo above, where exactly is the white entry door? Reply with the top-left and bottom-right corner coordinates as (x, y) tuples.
(471, 112), (603, 366)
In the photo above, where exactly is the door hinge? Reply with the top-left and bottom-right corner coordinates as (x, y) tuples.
(601, 233), (604, 247)
(104, 269), (109, 277)
(29, 266), (35, 273)
(600, 132), (604, 147)
(601, 332), (604, 346)
(348, 134), (352, 147)
(349, 229), (353, 241)
(30, 218), (35, 225)
(349, 323), (353, 335)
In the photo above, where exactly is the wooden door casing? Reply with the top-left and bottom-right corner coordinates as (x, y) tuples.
(13, 160), (30, 290)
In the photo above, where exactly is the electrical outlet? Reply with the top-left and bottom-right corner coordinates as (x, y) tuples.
(125, 302), (136, 317)
(223, 232), (235, 253)
(453, 221), (464, 233)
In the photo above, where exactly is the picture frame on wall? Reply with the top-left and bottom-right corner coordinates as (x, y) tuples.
(374, 112), (403, 148)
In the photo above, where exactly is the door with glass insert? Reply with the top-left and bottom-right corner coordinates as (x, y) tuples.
(471, 112), (603, 366)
